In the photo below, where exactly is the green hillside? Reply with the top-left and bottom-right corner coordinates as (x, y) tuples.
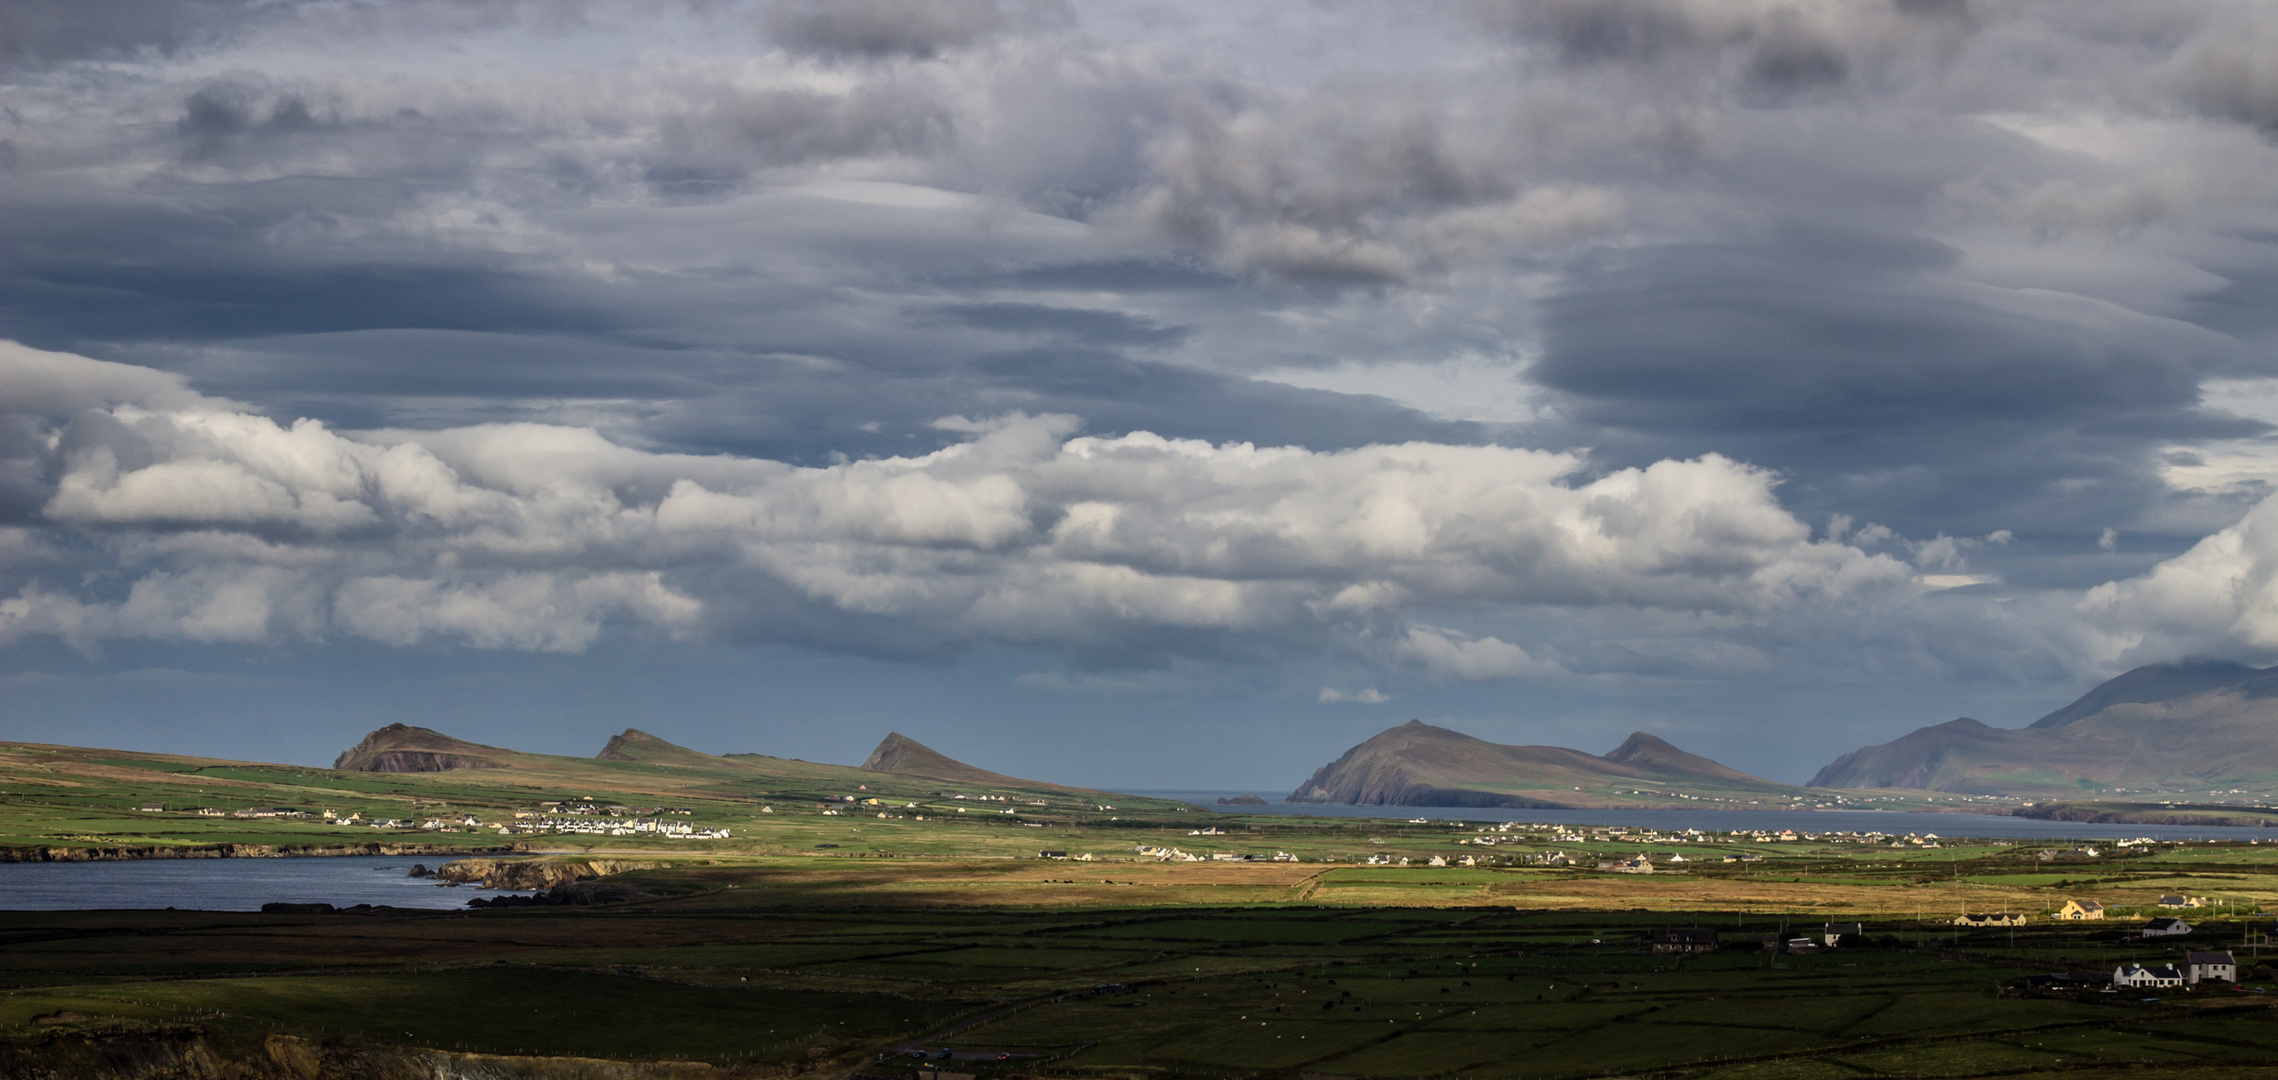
(0, 727), (1188, 859)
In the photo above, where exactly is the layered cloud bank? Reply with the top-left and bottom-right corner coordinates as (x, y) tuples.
(9, 2), (2278, 774)
(5, 342), (1924, 673)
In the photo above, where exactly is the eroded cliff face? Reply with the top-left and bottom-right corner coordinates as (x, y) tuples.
(339, 751), (502, 774)
(332, 724), (512, 773)
(0, 1029), (826, 1080)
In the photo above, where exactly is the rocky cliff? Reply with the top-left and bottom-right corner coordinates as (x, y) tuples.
(332, 724), (512, 772)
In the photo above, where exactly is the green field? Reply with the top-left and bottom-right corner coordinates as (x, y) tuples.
(3, 895), (2275, 1080)
(8, 735), (2278, 1078)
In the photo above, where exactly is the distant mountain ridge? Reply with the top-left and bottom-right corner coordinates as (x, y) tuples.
(1810, 660), (2278, 797)
(331, 722), (1090, 798)
(1287, 721), (1801, 809)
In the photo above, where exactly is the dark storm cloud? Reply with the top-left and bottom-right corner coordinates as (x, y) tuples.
(0, 193), (603, 347)
(2179, 34), (2278, 137)
(656, 85), (958, 179)
(761, 0), (1012, 59)
(0, 0), (261, 64)
(1470, 0), (1751, 66)
(996, 259), (1237, 293)
(1740, 10), (1847, 95)
(1530, 221), (2261, 548)
(9, 0), (2278, 722)
(958, 347), (1479, 449)
(1538, 227), (2241, 427)
(937, 303), (1189, 347)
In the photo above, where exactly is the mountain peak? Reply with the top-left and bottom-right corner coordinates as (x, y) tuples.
(1603, 731), (1678, 763)
(333, 724), (507, 772)
(2028, 660), (2263, 729)
(1812, 662), (2278, 796)
(860, 732), (1042, 788)
(594, 728), (717, 765)
(1602, 731), (1766, 784)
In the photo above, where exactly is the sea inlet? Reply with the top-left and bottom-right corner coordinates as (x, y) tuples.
(0, 855), (534, 911)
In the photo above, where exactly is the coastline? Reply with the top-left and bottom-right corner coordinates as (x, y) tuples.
(1276, 798), (2009, 814)
(0, 841), (530, 863)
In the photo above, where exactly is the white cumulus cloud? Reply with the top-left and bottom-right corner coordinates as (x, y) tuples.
(3, 342), (1925, 671)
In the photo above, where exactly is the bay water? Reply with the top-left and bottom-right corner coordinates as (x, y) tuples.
(0, 855), (533, 911)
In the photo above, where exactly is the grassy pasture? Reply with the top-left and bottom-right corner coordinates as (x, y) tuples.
(5, 884), (2275, 1079)
(9, 738), (2278, 1077)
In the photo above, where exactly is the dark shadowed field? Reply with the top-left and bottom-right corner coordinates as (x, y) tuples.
(3, 860), (2275, 1080)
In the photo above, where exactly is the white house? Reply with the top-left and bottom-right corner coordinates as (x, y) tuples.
(2185, 950), (2236, 986)
(2141, 917), (2193, 937)
(2114, 963), (2184, 989)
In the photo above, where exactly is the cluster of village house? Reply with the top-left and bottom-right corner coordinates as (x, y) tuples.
(487, 802), (728, 838)
(1132, 844), (1300, 862)
(1648, 924), (2246, 988)
(130, 801), (727, 839)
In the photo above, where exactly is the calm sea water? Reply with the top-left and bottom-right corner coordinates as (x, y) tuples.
(1130, 791), (2278, 842)
(0, 855), (534, 911)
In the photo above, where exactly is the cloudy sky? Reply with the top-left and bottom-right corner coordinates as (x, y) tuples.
(7, 0), (2278, 789)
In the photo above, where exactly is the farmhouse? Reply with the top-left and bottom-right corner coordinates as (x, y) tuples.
(2141, 917), (2193, 937)
(137, 803), (164, 812)
(2185, 950), (2236, 985)
(1648, 928), (1718, 954)
(2113, 963), (2184, 989)
(1954, 913), (2027, 928)
(1822, 922), (1864, 947)
(2054, 899), (2104, 920)
(2157, 895), (2208, 909)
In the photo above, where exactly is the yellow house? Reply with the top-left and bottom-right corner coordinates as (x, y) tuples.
(1954, 913), (2027, 927)
(2054, 899), (2104, 920)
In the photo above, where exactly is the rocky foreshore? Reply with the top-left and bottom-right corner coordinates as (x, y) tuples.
(0, 841), (529, 863)
(437, 856), (665, 889)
